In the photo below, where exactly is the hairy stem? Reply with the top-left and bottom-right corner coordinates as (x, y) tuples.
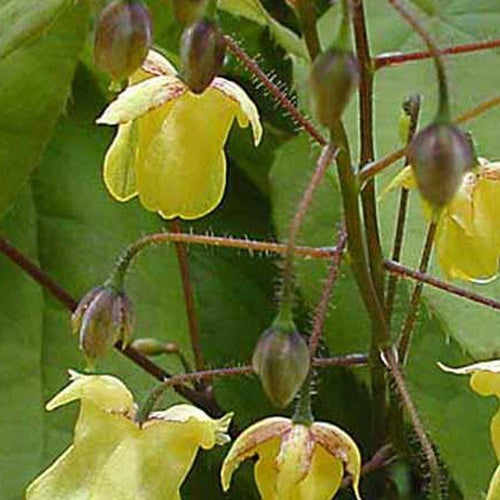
(385, 93), (422, 319)
(383, 348), (443, 499)
(397, 221), (438, 364)
(384, 260), (500, 311)
(280, 144), (337, 315)
(170, 220), (205, 374)
(224, 35), (327, 146)
(308, 229), (347, 356)
(375, 38), (500, 69)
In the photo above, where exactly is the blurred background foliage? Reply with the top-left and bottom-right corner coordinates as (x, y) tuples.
(0, 0), (499, 498)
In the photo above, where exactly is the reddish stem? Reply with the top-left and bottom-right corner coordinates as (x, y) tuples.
(224, 35), (327, 146)
(375, 39), (500, 69)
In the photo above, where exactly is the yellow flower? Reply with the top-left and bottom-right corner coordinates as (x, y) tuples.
(221, 416), (362, 499)
(386, 159), (500, 282)
(26, 370), (232, 500)
(439, 360), (500, 499)
(97, 49), (262, 220)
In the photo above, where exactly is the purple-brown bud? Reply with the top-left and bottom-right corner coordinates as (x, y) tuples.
(310, 48), (360, 127)
(252, 321), (310, 408)
(179, 19), (226, 94)
(94, 0), (152, 80)
(72, 285), (134, 364)
(172, 0), (206, 26)
(408, 123), (473, 208)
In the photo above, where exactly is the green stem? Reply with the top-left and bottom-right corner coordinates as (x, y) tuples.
(294, 1), (321, 60)
(397, 220), (438, 364)
(330, 122), (391, 447)
(292, 374), (313, 426)
(388, 0), (449, 121)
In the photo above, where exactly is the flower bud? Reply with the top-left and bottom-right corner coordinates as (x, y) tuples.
(94, 0), (152, 80)
(72, 285), (135, 364)
(309, 48), (360, 128)
(252, 322), (310, 408)
(408, 123), (473, 208)
(172, 0), (206, 26)
(179, 19), (226, 94)
(130, 338), (178, 356)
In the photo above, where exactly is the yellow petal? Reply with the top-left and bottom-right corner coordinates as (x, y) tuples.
(46, 370), (134, 415)
(140, 49), (177, 78)
(103, 122), (139, 201)
(26, 373), (136, 500)
(212, 77), (263, 146)
(96, 75), (186, 125)
(275, 425), (314, 498)
(138, 89), (238, 219)
(312, 421), (362, 500)
(487, 464), (500, 500)
(90, 410), (229, 500)
(435, 211), (499, 282)
(254, 438), (281, 499)
(380, 165), (416, 199)
(221, 417), (290, 492)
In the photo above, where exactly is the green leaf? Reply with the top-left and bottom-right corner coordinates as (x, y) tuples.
(0, 0), (71, 60)
(0, 0), (89, 220)
(219, 0), (308, 59)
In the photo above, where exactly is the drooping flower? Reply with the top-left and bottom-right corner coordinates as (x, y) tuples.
(439, 360), (500, 499)
(97, 49), (262, 220)
(385, 158), (500, 282)
(221, 416), (361, 499)
(26, 371), (232, 500)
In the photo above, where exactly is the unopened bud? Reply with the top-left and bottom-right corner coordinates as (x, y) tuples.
(172, 0), (206, 26)
(179, 19), (226, 94)
(408, 123), (473, 208)
(130, 338), (179, 356)
(310, 48), (360, 127)
(94, 0), (152, 80)
(252, 321), (310, 408)
(72, 285), (134, 364)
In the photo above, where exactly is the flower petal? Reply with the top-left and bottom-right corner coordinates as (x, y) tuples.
(90, 412), (227, 500)
(46, 370), (134, 414)
(253, 438), (281, 499)
(138, 89), (238, 219)
(212, 77), (263, 146)
(380, 165), (417, 198)
(140, 49), (177, 77)
(96, 75), (186, 125)
(275, 425), (314, 498)
(103, 122), (139, 201)
(151, 404), (233, 448)
(221, 417), (290, 492)
(312, 421), (362, 500)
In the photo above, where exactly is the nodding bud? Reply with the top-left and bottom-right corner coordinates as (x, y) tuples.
(172, 0), (206, 26)
(310, 48), (360, 128)
(72, 285), (134, 364)
(130, 338), (179, 356)
(179, 19), (226, 94)
(252, 321), (310, 408)
(408, 123), (473, 208)
(94, 0), (152, 80)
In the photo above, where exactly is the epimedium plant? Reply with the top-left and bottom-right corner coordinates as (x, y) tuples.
(0, 0), (499, 498)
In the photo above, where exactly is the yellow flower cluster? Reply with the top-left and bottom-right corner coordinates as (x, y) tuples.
(26, 372), (362, 500)
(386, 159), (500, 282)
